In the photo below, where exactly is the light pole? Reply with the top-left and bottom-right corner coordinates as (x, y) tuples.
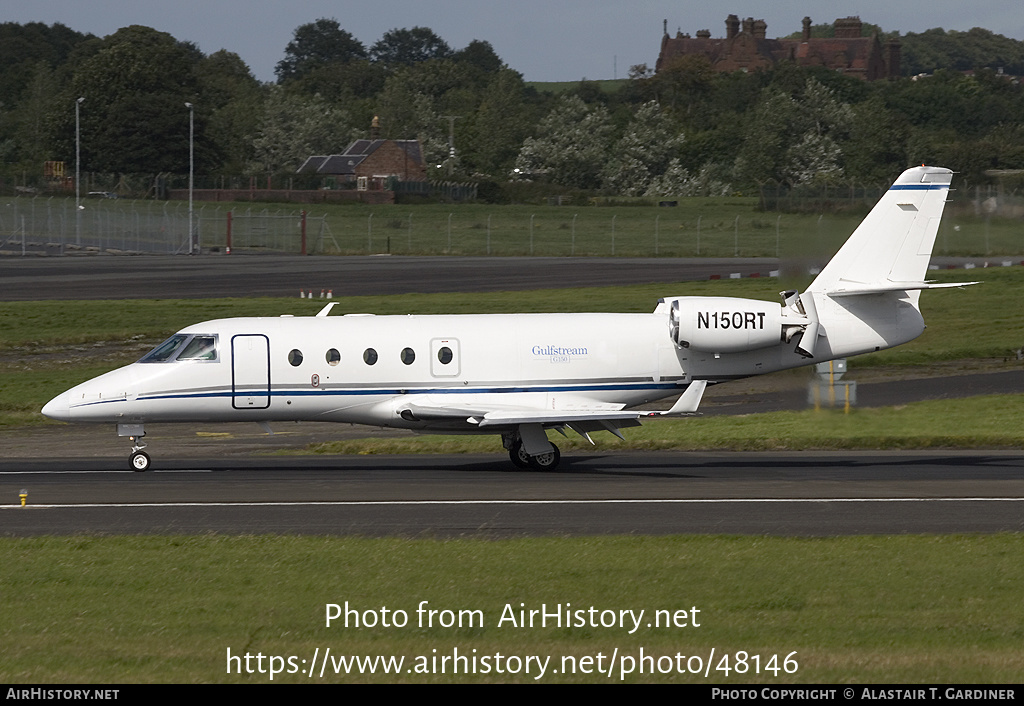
(185, 102), (195, 254)
(75, 96), (84, 245)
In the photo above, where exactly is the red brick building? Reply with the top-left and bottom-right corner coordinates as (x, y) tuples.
(297, 138), (427, 190)
(656, 15), (900, 81)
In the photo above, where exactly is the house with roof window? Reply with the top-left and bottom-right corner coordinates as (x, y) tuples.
(297, 122), (427, 191)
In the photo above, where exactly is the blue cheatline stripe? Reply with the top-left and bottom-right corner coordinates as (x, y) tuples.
(889, 184), (949, 191)
(129, 381), (683, 405)
(69, 381), (688, 410)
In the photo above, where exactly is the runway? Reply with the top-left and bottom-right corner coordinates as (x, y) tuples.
(0, 254), (778, 300)
(3, 451), (1023, 536)
(0, 253), (987, 301)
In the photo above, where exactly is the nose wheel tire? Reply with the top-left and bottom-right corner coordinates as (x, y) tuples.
(130, 450), (151, 472)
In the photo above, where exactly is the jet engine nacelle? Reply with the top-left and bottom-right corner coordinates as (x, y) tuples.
(668, 296), (785, 353)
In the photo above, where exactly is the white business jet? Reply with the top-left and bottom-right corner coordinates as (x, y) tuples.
(43, 166), (973, 471)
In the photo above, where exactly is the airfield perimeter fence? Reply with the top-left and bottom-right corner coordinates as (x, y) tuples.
(2, 190), (1022, 258)
(0, 197), (331, 256)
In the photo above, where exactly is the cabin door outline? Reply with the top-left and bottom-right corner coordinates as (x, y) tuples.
(232, 334), (271, 409)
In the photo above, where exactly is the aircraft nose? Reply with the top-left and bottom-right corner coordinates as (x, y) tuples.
(41, 391), (72, 422)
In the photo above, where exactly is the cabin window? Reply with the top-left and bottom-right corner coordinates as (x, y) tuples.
(363, 348), (378, 365)
(177, 335), (218, 361)
(437, 346), (453, 365)
(288, 349), (303, 366)
(401, 347), (416, 365)
(326, 349), (341, 366)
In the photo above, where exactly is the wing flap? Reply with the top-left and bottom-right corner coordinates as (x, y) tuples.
(475, 410), (644, 427)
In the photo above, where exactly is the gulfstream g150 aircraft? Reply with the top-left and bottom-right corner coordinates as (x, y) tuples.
(43, 166), (974, 471)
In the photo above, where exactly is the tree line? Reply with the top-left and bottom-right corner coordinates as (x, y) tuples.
(1, 18), (1023, 201)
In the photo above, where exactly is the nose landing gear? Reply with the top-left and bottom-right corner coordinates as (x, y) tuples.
(118, 423), (151, 472)
(129, 441), (151, 472)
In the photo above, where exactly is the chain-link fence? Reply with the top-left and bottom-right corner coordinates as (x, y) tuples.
(0, 197), (330, 255)
(3, 192), (1023, 258)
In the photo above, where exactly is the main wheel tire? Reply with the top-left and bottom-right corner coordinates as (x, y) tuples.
(527, 444), (561, 471)
(509, 440), (531, 469)
(130, 450), (151, 472)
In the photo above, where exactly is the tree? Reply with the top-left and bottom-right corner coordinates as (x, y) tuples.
(453, 40), (503, 74)
(513, 95), (614, 188)
(373, 75), (449, 170)
(649, 54), (715, 112)
(249, 86), (357, 174)
(370, 27), (452, 68)
(602, 101), (685, 195)
(733, 90), (793, 186)
(900, 27), (1024, 76)
(646, 162), (731, 197)
(734, 78), (853, 187)
(287, 60), (385, 102)
(843, 94), (908, 183)
(275, 18), (367, 82)
(0, 22), (94, 104)
(3, 61), (62, 169)
(463, 68), (536, 176)
(196, 50), (263, 173)
(56, 25), (212, 174)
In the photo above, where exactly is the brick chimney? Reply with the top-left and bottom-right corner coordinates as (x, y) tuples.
(802, 16), (812, 42)
(725, 14), (739, 39)
(835, 16), (863, 39)
(886, 37), (902, 78)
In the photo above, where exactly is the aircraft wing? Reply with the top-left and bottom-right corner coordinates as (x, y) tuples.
(474, 380), (709, 424)
(397, 381), (708, 444)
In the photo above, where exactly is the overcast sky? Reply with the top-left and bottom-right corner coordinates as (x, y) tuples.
(8, 1), (1024, 83)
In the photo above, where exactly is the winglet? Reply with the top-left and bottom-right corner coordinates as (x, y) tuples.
(316, 303), (337, 317)
(655, 380), (708, 416)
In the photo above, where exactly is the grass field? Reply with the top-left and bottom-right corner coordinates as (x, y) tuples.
(1, 534), (1021, 683)
(161, 199), (1024, 258)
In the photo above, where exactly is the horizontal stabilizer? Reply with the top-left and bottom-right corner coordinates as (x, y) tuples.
(826, 280), (980, 297)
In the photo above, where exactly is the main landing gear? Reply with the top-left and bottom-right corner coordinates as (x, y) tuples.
(504, 431), (561, 471)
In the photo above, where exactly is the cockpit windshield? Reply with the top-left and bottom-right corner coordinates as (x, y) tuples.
(178, 336), (218, 361)
(139, 334), (218, 363)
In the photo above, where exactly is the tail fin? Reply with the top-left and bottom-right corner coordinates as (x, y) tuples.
(808, 166), (953, 296)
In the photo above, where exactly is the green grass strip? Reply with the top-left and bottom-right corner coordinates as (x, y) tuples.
(1, 534), (1021, 683)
